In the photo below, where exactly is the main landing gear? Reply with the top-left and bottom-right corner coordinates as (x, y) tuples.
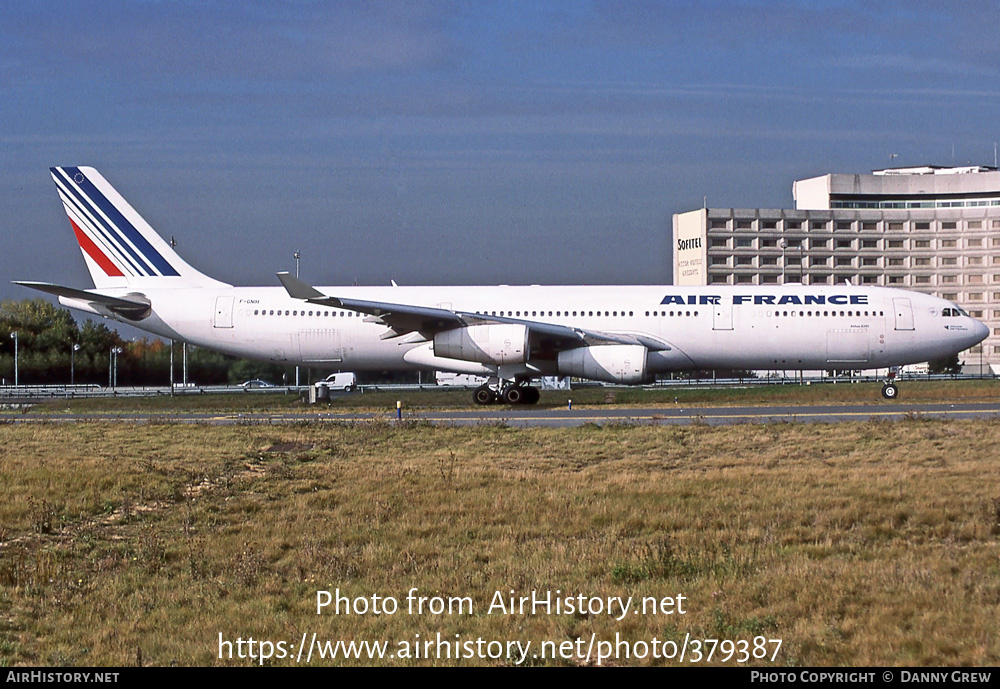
(473, 383), (541, 405)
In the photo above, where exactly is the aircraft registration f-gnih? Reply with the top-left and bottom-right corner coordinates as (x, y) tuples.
(17, 167), (989, 403)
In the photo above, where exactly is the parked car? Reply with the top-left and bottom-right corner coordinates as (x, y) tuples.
(240, 379), (275, 389)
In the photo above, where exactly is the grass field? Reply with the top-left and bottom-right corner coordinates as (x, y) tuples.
(1, 414), (999, 666)
(20, 378), (1000, 415)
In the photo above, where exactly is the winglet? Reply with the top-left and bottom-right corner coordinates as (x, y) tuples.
(276, 271), (332, 301)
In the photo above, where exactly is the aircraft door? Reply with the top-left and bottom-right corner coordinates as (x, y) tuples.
(892, 298), (915, 331)
(213, 296), (234, 328)
(713, 298), (733, 330)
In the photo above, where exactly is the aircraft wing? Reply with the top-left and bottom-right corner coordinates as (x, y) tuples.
(14, 281), (151, 319)
(276, 273), (670, 351)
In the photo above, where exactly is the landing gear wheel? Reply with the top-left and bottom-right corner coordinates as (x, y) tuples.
(502, 386), (525, 405)
(473, 385), (496, 405)
(523, 386), (540, 405)
(881, 383), (899, 400)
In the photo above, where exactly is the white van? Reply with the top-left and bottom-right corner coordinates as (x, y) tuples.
(321, 372), (358, 391)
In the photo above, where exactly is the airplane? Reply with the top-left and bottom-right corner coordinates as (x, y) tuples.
(15, 166), (990, 404)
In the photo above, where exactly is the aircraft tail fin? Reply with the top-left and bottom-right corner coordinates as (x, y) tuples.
(49, 166), (228, 289)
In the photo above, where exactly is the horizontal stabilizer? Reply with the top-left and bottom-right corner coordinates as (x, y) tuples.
(14, 281), (151, 320)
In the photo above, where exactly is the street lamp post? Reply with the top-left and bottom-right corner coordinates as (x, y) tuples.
(109, 346), (123, 389)
(294, 250), (301, 387)
(10, 332), (18, 387)
(71, 343), (80, 385)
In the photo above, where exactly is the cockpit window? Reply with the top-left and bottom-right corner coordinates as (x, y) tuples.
(942, 307), (970, 317)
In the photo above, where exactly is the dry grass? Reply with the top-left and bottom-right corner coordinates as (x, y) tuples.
(1, 418), (999, 666)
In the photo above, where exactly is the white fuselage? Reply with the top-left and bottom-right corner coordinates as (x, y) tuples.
(82, 283), (988, 378)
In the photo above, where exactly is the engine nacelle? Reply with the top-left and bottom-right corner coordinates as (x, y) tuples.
(433, 324), (529, 365)
(557, 344), (648, 384)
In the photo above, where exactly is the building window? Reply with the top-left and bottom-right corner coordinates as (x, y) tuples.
(941, 276), (957, 283)
(888, 222), (904, 231)
(835, 221), (852, 230)
(913, 240), (931, 248)
(736, 220), (752, 229)
(914, 222), (931, 230)
(941, 258), (957, 266)
(862, 222), (878, 231)
(836, 239), (853, 249)
(941, 239), (957, 248)
(969, 257), (983, 266)
(711, 220), (728, 229)
(914, 258), (930, 266)
(711, 239), (729, 248)
(968, 238), (983, 248)
(942, 222), (957, 229)
(969, 221), (982, 229)
(887, 240), (905, 249)
(810, 221), (828, 230)
(914, 276), (931, 284)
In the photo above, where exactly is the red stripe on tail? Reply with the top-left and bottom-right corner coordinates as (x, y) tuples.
(70, 218), (123, 277)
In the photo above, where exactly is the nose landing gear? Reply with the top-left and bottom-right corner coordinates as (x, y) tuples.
(881, 366), (900, 400)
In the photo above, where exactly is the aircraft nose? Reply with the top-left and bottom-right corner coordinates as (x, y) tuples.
(973, 318), (990, 344)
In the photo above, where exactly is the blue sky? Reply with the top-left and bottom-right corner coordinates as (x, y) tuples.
(3, 1), (1000, 302)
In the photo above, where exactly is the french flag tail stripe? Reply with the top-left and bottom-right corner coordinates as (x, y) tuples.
(55, 184), (144, 277)
(69, 217), (124, 277)
(51, 167), (181, 277)
(52, 168), (156, 276)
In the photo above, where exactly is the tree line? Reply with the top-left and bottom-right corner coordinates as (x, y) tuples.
(0, 299), (421, 387)
(0, 299), (292, 387)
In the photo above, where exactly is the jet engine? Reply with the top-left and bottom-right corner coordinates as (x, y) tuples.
(433, 323), (529, 365)
(557, 344), (648, 384)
